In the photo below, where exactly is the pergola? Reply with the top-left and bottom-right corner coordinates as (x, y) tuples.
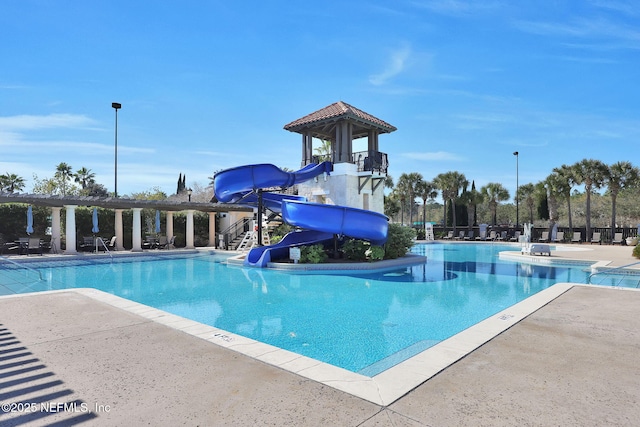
(0, 192), (251, 253)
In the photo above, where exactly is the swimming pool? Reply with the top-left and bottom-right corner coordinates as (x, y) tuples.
(0, 243), (592, 376)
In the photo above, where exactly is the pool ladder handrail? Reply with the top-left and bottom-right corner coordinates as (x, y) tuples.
(0, 255), (44, 281)
(588, 261), (640, 286)
(96, 237), (113, 259)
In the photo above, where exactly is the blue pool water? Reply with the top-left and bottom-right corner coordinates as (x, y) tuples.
(0, 244), (593, 376)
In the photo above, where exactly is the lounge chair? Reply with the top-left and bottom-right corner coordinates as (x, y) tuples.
(0, 235), (19, 255)
(612, 232), (624, 245)
(553, 231), (564, 243)
(464, 231), (475, 240)
(475, 230), (488, 241)
(106, 236), (117, 250)
(509, 231), (521, 242)
(496, 231), (507, 241)
(590, 232), (601, 245)
(442, 231), (454, 240)
(166, 235), (176, 249)
(571, 232), (582, 243)
(522, 244), (551, 256)
(538, 231), (549, 242)
(454, 231), (465, 240)
(488, 230), (497, 241)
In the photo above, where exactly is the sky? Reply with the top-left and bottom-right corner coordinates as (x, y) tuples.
(1, 0), (639, 202)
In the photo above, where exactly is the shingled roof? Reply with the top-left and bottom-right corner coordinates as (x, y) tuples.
(283, 101), (397, 139)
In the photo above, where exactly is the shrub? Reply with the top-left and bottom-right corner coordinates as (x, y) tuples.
(384, 224), (416, 259)
(300, 244), (328, 264)
(342, 238), (369, 261)
(365, 245), (385, 262)
(633, 244), (640, 259)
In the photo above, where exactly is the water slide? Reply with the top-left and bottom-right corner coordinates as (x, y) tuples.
(214, 162), (389, 267)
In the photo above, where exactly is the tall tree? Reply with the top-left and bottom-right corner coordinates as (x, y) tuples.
(434, 171), (468, 232)
(396, 172), (424, 226)
(604, 161), (640, 238)
(460, 181), (483, 227)
(314, 140), (332, 162)
(55, 162), (73, 196)
(74, 167), (95, 189)
(572, 159), (608, 241)
(544, 173), (564, 234)
(552, 164), (577, 230)
(415, 180), (438, 225)
(517, 183), (536, 224)
(0, 173), (26, 193)
(480, 183), (510, 226)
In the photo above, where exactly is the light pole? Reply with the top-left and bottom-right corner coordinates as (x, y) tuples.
(187, 188), (192, 202)
(513, 151), (519, 227)
(112, 102), (122, 197)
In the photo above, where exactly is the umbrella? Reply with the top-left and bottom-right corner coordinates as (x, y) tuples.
(92, 207), (99, 234)
(26, 205), (34, 235)
(155, 210), (161, 234)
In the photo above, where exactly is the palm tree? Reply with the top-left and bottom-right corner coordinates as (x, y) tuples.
(55, 162), (73, 196)
(572, 159), (608, 242)
(396, 172), (424, 226)
(517, 183), (536, 224)
(460, 181), (483, 227)
(480, 183), (510, 225)
(74, 167), (96, 190)
(314, 140), (332, 162)
(544, 172), (564, 234)
(0, 172), (26, 193)
(604, 161), (640, 238)
(434, 171), (468, 233)
(415, 180), (438, 226)
(552, 164), (577, 230)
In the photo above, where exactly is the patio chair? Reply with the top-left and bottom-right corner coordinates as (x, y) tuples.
(156, 235), (168, 249)
(0, 235), (19, 255)
(442, 231), (454, 240)
(509, 231), (521, 242)
(454, 231), (465, 240)
(475, 230), (488, 241)
(496, 231), (507, 241)
(612, 232), (624, 245)
(538, 231), (549, 243)
(79, 236), (95, 252)
(166, 235), (176, 250)
(553, 231), (564, 243)
(18, 237), (30, 255)
(106, 236), (117, 250)
(590, 232), (601, 245)
(464, 231), (475, 240)
(571, 232), (582, 243)
(488, 231), (497, 241)
(26, 237), (43, 256)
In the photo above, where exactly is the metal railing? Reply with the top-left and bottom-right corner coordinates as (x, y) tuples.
(0, 256), (44, 281)
(588, 261), (640, 287)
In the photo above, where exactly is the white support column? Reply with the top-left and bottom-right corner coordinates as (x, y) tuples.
(208, 212), (216, 247)
(132, 208), (143, 252)
(50, 207), (62, 254)
(186, 209), (195, 249)
(115, 209), (124, 251)
(64, 205), (77, 254)
(166, 212), (174, 241)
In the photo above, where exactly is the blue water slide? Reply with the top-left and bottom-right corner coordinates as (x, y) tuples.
(282, 200), (389, 246)
(214, 162), (332, 203)
(214, 162), (389, 267)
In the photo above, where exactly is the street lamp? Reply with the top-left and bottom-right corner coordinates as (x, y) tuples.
(513, 151), (519, 227)
(112, 102), (122, 197)
(187, 188), (192, 202)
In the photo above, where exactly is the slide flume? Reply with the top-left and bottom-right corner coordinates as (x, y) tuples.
(214, 162), (389, 267)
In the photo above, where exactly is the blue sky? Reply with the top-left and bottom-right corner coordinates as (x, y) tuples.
(1, 1), (638, 200)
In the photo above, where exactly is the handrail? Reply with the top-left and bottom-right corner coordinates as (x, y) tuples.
(96, 237), (113, 259)
(588, 261), (640, 285)
(0, 256), (44, 281)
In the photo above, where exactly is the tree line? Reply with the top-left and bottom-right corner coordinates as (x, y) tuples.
(385, 159), (640, 238)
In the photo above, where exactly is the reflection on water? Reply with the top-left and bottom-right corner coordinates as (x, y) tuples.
(1, 245), (591, 375)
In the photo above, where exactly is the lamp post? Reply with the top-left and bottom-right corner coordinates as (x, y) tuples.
(513, 151), (519, 228)
(112, 102), (122, 197)
(187, 188), (192, 202)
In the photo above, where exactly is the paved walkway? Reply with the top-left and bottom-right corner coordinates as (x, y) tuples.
(1, 244), (639, 426)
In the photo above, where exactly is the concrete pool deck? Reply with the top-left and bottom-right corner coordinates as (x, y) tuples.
(1, 243), (639, 425)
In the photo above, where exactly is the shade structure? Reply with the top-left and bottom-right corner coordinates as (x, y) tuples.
(155, 210), (161, 233)
(92, 207), (99, 234)
(26, 205), (34, 234)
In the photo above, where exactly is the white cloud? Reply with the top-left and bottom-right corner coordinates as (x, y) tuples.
(369, 45), (412, 86)
(0, 113), (98, 131)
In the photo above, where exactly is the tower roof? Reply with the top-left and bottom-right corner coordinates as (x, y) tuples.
(284, 101), (396, 139)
